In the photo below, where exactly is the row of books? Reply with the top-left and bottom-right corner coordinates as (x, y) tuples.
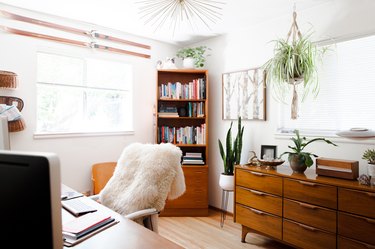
(63, 211), (118, 247)
(158, 124), (206, 145)
(159, 78), (206, 100)
(182, 152), (205, 165)
(158, 102), (205, 118)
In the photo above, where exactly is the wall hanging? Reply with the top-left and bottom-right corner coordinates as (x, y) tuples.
(222, 67), (266, 120)
(263, 6), (326, 119)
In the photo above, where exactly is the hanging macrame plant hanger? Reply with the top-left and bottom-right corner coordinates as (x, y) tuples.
(286, 7), (303, 120)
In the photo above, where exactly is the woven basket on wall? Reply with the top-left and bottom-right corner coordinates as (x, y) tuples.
(0, 70), (18, 89)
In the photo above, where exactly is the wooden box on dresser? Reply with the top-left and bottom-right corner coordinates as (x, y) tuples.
(234, 165), (375, 249)
(156, 69), (209, 217)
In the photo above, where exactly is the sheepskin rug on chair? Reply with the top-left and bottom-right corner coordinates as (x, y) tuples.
(99, 142), (186, 217)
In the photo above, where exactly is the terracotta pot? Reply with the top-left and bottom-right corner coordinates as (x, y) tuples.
(289, 154), (307, 173)
(219, 173), (234, 191)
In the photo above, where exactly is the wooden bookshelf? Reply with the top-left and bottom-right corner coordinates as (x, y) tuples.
(156, 69), (209, 216)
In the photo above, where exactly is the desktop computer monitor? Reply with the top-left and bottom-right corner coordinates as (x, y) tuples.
(0, 150), (63, 248)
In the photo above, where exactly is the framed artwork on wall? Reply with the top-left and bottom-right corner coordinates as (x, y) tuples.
(222, 67), (266, 120)
(261, 145), (277, 160)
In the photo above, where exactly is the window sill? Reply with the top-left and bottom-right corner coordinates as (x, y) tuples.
(33, 131), (135, 139)
(275, 130), (375, 145)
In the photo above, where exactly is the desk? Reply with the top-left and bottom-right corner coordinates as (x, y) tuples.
(62, 185), (183, 249)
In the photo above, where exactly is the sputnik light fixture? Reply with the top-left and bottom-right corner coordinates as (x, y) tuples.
(136, 0), (225, 34)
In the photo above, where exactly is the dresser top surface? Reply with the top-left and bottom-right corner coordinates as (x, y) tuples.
(236, 164), (375, 192)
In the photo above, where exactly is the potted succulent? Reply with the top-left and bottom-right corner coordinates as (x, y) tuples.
(176, 46), (209, 68)
(362, 148), (375, 185)
(218, 116), (244, 190)
(263, 33), (327, 119)
(280, 130), (337, 173)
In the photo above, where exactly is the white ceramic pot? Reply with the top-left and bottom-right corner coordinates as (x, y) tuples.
(368, 163), (375, 186)
(182, 57), (195, 69)
(219, 174), (234, 191)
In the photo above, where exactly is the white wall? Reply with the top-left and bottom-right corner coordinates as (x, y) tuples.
(196, 0), (375, 211)
(0, 12), (177, 193)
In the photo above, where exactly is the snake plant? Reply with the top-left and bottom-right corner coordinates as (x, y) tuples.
(218, 116), (244, 175)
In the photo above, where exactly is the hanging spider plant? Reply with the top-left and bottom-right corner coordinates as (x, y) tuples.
(263, 30), (327, 119)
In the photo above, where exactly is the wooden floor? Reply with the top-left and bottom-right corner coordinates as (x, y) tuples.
(159, 208), (294, 249)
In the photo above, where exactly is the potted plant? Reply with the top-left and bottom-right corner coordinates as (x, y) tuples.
(280, 130), (337, 173)
(263, 33), (327, 119)
(218, 116), (244, 190)
(176, 46), (209, 68)
(362, 148), (375, 185)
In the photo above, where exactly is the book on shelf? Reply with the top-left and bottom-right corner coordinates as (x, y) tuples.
(185, 152), (202, 157)
(182, 160), (205, 165)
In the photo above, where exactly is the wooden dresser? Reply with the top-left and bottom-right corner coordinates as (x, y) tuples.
(234, 165), (375, 249)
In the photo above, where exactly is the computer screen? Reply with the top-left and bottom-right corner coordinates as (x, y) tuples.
(0, 150), (63, 248)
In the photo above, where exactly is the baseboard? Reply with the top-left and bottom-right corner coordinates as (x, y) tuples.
(209, 205), (233, 216)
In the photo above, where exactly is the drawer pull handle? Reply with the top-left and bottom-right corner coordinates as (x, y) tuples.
(298, 181), (317, 186)
(365, 218), (375, 224)
(299, 203), (317, 209)
(250, 190), (265, 196)
(366, 192), (375, 198)
(250, 172), (264, 176)
(298, 223), (317, 232)
(365, 244), (375, 249)
(250, 208), (264, 215)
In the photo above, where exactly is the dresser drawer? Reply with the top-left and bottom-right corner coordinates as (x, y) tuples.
(283, 219), (336, 249)
(284, 178), (337, 209)
(236, 169), (282, 196)
(283, 198), (336, 233)
(338, 212), (375, 245)
(339, 188), (375, 219)
(338, 236), (375, 249)
(236, 186), (282, 216)
(236, 204), (282, 240)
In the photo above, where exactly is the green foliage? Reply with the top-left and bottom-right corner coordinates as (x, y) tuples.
(362, 149), (375, 164)
(263, 33), (327, 102)
(218, 117), (244, 175)
(176, 46), (210, 68)
(280, 130), (337, 167)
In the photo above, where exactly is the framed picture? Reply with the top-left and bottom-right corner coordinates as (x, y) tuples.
(261, 145), (277, 160)
(222, 67), (266, 120)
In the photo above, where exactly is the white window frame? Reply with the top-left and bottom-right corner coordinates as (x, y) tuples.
(34, 49), (134, 138)
(276, 33), (375, 144)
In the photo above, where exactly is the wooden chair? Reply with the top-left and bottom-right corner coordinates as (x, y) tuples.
(91, 162), (116, 195)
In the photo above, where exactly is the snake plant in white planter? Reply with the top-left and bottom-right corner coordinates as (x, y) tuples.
(218, 117), (244, 190)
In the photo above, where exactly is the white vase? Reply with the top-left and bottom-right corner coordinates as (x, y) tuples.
(182, 57), (195, 69)
(219, 174), (234, 191)
(368, 163), (375, 186)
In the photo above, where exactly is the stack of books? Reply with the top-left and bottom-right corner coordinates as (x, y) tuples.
(63, 211), (118, 246)
(182, 152), (204, 165)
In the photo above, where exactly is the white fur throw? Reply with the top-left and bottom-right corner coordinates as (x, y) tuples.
(99, 143), (186, 217)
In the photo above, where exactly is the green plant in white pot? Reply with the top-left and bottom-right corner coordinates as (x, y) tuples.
(362, 148), (375, 186)
(176, 46), (209, 68)
(218, 116), (244, 190)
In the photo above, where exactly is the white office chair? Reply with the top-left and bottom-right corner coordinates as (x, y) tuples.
(91, 142), (186, 233)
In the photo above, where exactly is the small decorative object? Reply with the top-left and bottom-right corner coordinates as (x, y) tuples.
(362, 148), (375, 186)
(222, 67), (266, 120)
(162, 57), (177, 69)
(156, 60), (163, 69)
(262, 6), (327, 119)
(218, 116), (244, 190)
(247, 150), (259, 166)
(336, 128), (375, 138)
(176, 46), (210, 68)
(280, 130), (337, 173)
(358, 174), (371, 186)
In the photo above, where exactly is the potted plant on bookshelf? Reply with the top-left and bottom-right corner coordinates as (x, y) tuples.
(176, 46), (210, 69)
(218, 116), (244, 191)
(279, 130), (337, 173)
(362, 148), (375, 186)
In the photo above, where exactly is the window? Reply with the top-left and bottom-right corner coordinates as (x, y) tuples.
(278, 35), (375, 134)
(36, 52), (133, 135)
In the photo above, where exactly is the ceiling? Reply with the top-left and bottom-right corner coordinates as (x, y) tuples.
(0, 0), (331, 46)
